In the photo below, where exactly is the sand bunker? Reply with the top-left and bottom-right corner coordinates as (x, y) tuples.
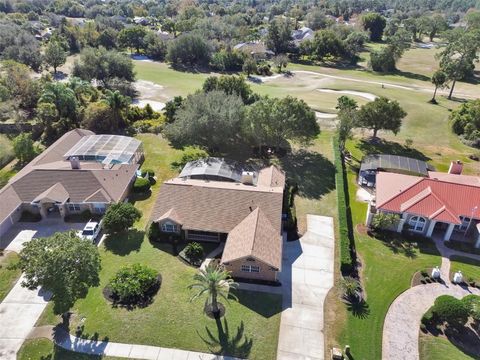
(316, 88), (377, 101)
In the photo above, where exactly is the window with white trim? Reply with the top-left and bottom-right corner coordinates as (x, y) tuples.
(408, 216), (426, 232)
(93, 203), (106, 214)
(68, 203), (81, 212)
(161, 223), (177, 233)
(241, 265), (260, 273)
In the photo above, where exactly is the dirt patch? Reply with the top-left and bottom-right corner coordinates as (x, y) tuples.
(355, 224), (368, 236)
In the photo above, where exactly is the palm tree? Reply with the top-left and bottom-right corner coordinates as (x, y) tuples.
(68, 77), (96, 106)
(101, 90), (131, 130)
(188, 264), (238, 317)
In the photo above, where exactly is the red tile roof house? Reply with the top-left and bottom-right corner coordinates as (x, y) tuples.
(150, 158), (285, 282)
(0, 129), (143, 238)
(366, 160), (480, 248)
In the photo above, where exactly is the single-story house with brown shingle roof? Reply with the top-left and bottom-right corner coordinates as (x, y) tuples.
(150, 158), (285, 282)
(0, 129), (143, 237)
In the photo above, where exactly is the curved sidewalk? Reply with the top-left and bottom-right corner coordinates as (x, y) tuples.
(382, 240), (480, 360)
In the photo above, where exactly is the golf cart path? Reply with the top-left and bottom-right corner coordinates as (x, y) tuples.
(382, 239), (480, 360)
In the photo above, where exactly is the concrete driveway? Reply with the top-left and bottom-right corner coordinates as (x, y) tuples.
(277, 215), (335, 360)
(0, 220), (85, 360)
(0, 219), (85, 252)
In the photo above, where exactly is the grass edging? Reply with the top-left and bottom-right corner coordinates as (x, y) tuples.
(333, 136), (356, 274)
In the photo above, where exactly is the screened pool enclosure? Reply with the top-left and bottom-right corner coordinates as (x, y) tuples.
(64, 135), (143, 166)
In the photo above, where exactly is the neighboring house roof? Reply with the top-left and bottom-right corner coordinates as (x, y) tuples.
(258, 165), (286, 188)
(222, 207), (282, 270)
(154, 207), (183, 225)
(151, 178), (284, 234)
(360, 154), (431, 177)
(376, 172), (480, 224)
(233, 42), (274, 55)
(0, 129), (140, 226)
(33, 182), (69, 203)
(0, 185), (22, 222)
(9, 165), (136, 204)
(292, 27), (313, 42)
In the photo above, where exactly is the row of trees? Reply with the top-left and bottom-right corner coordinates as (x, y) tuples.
(336, 95), (407, 151)
(163, 75), (320, 153)
(0, 51), (160, 145)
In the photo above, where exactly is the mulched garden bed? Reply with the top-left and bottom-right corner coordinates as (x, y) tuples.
(411, 268), (441, 287)
(102, 274), (162, 309)
(204, 302), (226, 319)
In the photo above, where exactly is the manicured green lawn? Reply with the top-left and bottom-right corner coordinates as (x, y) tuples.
(36, 134), (282, 360)
(419, 333), (476, 360)
(17, 338), (132, 360)
(134, 61), (208, 98)
(131, 133), (183, 229)
(450, 255), (480, 284)
(0, 251), (21, 302)
(335, 142), (443, 360)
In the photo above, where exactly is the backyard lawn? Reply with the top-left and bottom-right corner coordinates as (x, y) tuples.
(36, 134), (284, 360)
(419, 333), (476, 360)
(0, 251), (21, 302)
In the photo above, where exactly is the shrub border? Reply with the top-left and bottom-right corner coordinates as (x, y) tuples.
(333, 136), (356, 275)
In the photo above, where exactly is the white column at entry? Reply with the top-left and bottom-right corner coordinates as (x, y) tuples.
(426, 220), (436, 238)
(443, 223), (455, 241)
(397, 213), (407, 233)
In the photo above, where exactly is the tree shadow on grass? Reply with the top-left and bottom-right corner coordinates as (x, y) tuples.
(370, 229), (440, 259)
(345, 299), (370, 319)
(150, 237), (186, 257)
(198, 317), (253, 358)
(279, 149), (335, 200)
(443, 324), (480, 358)
(232, 289), (282, 318)
(103, 229), (144, 256)
(51, 321), (109, 359)
(128, 190), (152, 205)
(356, 138), (431, 162)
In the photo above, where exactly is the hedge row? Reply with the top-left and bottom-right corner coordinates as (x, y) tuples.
(283, 180), (299, 240)
(333, 136), (356, 275)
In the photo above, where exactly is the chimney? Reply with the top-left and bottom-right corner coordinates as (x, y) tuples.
(241, 171), (255, 185)
(448, 160), (463, 175)
(70, 156), (80, 169)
